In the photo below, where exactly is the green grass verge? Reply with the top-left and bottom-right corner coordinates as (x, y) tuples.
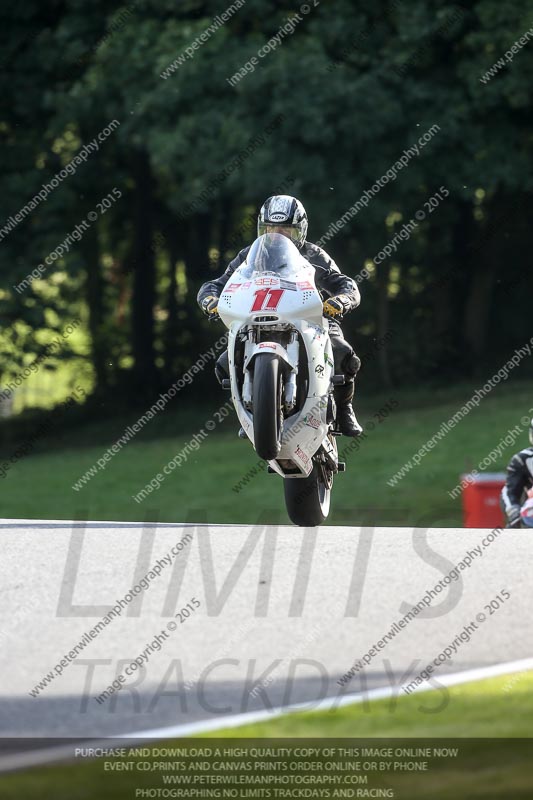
(1, 379), (531, 525)
(203, 670), (533, 739)
(0, 672), (531, 799)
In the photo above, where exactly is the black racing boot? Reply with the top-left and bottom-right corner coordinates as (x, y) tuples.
(334, 380), (363, 437)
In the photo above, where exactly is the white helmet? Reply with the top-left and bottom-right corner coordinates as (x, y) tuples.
(257, 195), (308, 248)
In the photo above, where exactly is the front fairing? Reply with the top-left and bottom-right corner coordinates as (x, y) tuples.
(218, 233), (323, 327)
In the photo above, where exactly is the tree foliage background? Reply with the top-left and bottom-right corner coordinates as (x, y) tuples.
(1, 0), (532, 420)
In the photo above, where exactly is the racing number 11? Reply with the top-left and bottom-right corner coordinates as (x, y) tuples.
(251, 288), (285, 312)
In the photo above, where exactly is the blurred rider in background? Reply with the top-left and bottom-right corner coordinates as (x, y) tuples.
(500, 417), (533, 527)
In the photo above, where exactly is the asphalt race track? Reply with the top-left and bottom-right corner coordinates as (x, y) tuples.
(1, 519), (531, 741)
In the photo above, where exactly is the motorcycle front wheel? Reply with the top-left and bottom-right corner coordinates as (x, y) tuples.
(284, 464), (332, 527)
(252, 353), (282, 461)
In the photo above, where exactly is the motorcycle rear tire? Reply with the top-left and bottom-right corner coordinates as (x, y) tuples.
(284, 464), (331, 527)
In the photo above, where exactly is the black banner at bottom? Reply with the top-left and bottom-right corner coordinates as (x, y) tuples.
(0, 738), (531, 799)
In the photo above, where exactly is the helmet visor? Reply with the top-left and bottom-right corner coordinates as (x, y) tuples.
(257, 222), (303, 246)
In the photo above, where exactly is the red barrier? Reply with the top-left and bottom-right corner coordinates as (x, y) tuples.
(461, 473), (506, 528)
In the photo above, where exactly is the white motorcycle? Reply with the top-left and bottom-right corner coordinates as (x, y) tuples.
(217, 233), (347, 526)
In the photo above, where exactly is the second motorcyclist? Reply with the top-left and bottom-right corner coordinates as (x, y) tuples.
(500, 417), (533, 528)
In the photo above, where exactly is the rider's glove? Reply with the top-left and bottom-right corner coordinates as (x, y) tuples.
(507, 505), (522, 528)
(200, 295), (219, 320)
(323, 294), (352, 320)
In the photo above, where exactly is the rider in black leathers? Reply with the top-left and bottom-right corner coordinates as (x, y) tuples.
(500, 418), (533, 527)
(197, 195), (362, 436)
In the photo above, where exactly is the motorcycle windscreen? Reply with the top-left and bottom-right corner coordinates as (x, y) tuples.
(245, 232), (306, 276)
